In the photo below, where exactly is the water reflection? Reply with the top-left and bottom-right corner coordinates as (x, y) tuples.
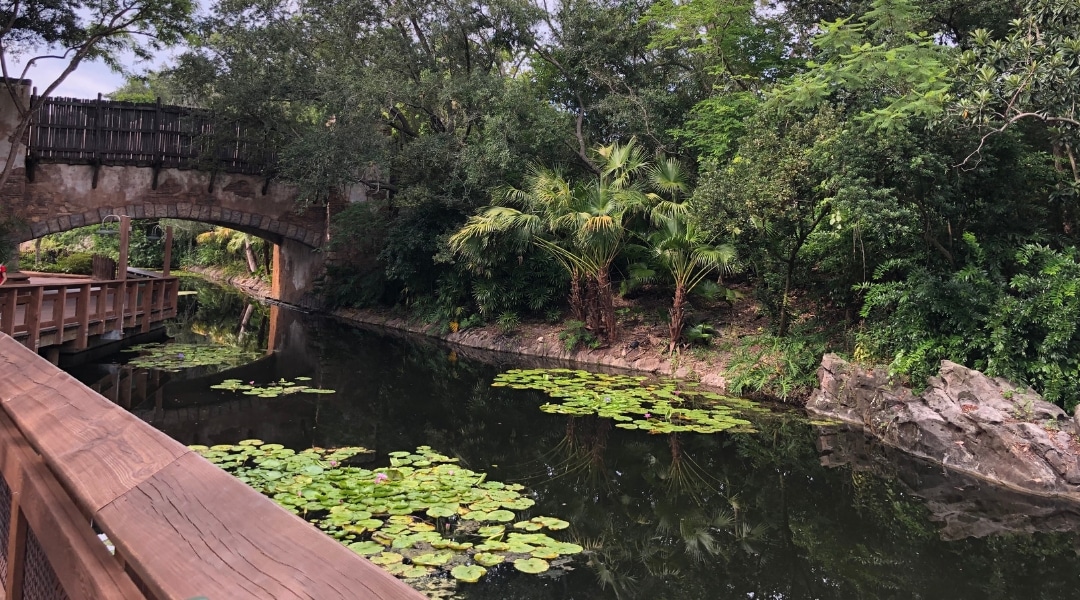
(67, 282), (1080, 599)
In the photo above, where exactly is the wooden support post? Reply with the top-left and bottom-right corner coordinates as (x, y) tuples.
(118, 216), (130, 282)
(162, 226), (173, 277)
(125, 282), (138, 329)
(154, 279), (165, 318)
(25, 287), (43, 350)
(140, 282), (152, 333)
(51, 286), (68, 330)
(112, 283), (125, 334)
(75, 284), (90, 350)
(0, 289), (15, 336)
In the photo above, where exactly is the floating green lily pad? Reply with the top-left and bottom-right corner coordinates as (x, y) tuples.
(124, 342), (261, 372)
(513, 558), (550, 574)
(191, 443), (582, 586)
(473, 552), (505, 567)
(493, 368), (761, 434)
(210, 377), (335, 396)
(451, 564), (487, 583)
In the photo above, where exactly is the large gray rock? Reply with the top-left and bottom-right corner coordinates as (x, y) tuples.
(808, 354), (1080, 501)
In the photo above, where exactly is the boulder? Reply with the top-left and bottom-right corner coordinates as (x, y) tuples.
(808, 354), (1080, 501)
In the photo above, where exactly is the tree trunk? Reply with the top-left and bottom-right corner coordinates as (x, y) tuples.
(243, 237), (258, 273)
(668, 284), (686, 353)
(569, 271), (586, 322)
(585, 276), (602, 333)
(596, 268), (617, 344)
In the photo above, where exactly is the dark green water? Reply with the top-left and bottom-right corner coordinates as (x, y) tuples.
(69, 281), (1080, 600)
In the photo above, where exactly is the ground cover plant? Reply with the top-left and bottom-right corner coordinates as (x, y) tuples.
(192, 443), (583, 588)
(493, 368), (764, 434)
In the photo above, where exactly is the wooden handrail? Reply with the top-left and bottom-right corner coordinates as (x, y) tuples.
(0, 276), (180, 352)
(0, 334), (424, 599)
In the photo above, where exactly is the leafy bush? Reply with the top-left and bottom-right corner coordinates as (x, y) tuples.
(726, 329), (828, 401)
(559, 320), (601, 353)
(496, 311), (520, 335)
(684, 323), (718, 346)
(54, 252), (95, 275)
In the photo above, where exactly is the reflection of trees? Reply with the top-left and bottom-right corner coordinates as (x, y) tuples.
(168, 278), (268, 351)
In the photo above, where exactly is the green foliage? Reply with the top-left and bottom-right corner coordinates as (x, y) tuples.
(726, 330), (830, 401)
(954, 0), (1080, 188)
(192, 442), (581, 584)
(558, 320), (600, 352)
(768, 0), (953, 130)
(53, 251), (94, 274)
(684, 323), (718, 346)
(492, 368), (764, 434)
(123, 342), (262, 372)
(859, 241), (1080, 411)
(495, 311), (520, 335)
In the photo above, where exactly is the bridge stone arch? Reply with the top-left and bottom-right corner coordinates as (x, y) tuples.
(1, 83), (345, 307)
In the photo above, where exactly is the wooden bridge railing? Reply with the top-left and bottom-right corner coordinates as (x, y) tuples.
(27, 95), (276, 176)
(0, 334), (424, 599)
(0, 277), (179, 352)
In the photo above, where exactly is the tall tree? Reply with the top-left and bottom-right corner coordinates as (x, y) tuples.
(0, 0), (195, 192)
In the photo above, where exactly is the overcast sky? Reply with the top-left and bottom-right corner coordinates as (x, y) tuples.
(11, 58), (129, 98)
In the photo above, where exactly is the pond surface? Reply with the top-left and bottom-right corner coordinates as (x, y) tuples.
(68, 280), (1080, 600)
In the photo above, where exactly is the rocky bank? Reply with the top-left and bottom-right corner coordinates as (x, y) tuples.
(808, 354), (1080, 502)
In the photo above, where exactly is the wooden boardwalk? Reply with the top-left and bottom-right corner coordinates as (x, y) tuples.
(0, 333), (424, 599)
(0, 273), (178, 354)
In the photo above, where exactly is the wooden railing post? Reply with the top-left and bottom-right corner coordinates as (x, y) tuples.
(25, 287), (43, 350)
(51, 286), (68, 330)
(0, 289), (14, 337)
(140, 281), (152, 333)
(75, 284), (90, 350)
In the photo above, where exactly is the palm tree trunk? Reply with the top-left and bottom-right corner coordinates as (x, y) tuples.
(586, 276), (602, 333)
(569, 271), (586, 322)
(668, 284), (686, 353)
(597, 268), (617, 344)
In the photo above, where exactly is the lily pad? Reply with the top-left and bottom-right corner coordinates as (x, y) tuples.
(513, 558), (550, 574)
(451, 564), (487, 583)
(473, 552), (505, 567)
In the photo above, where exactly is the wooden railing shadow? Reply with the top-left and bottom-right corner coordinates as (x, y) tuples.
(0, 334), (423, 599)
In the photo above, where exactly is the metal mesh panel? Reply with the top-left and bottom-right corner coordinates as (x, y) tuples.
(0, 476), (10, 586)
(23, 528), (69, 600)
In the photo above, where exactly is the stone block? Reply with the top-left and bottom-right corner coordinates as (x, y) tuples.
(58, 215), (71, 231)
(167, 205), (178, 218)
(70, 213), (85, 228)
(134, 205), (146, 219)
(286, 225), (298, 239)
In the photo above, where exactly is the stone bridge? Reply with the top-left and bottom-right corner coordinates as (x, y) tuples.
(0, 80), (369, 306)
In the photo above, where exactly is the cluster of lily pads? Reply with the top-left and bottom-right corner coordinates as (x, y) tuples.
(123, 342), (261, 372)
(493, 368), (763, 434)
(210, 377), (336, 397)
(192, 442), (582, 585)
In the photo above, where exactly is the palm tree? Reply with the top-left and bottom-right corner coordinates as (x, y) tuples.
(646, 206), (736, 353)
(450, 139), (658, 344)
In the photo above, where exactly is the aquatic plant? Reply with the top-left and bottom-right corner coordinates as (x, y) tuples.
(192, 442), (582, 586)
(210, 377), (336, 397)
(493, 368), (763, 434)
(123, 342), (261, 371)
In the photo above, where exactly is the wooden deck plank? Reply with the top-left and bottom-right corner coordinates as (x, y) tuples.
(0, 337), (190, 513)
(97, 452), (424, 600)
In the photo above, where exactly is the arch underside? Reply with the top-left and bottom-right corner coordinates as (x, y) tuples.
(18, 204), (322, 248)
